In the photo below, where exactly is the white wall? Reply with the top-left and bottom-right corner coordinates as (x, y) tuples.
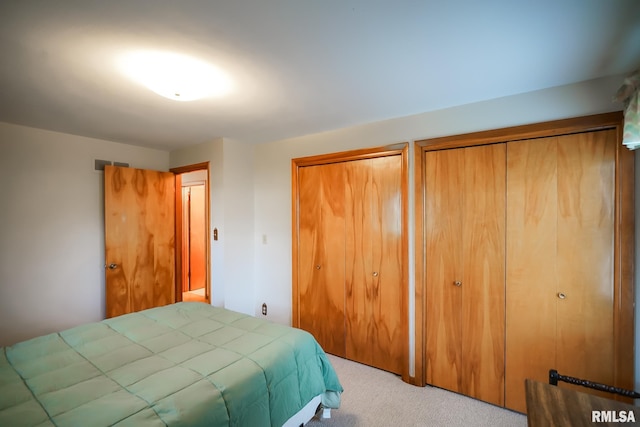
(252, 74), (629, 377)
(169, 137), (255, 315)
(219, 139), (255, 314)
(0, 123), (169, 347)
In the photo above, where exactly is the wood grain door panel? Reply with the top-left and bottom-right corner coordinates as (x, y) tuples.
(418, 113), (632, 410)
(370, 155), (403, 374)
(556, 131), (615, 395)
(425, 145), (505, 405)
(425, 148), (464, 393)
(298, 163), (346, 356)
(505, 137), (559, 412)
(105, 166), (175, 318)
(461, 144), (505, 406)
(505, 130), (617, 411)
(345, 156), (403, 374)
(295, 146), (407, 376)
(345, 159), (373, 366)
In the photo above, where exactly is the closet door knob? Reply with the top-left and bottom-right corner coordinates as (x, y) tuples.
(557, 292), (566, 299)
(454, 280), (462, 287)
(372, 272), (379, 277)
(315, 265), (321, 270)
(107, 263), (118, 270)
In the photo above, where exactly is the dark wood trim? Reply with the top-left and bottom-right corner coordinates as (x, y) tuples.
(413, 112), (633, 395)
(292, 143), (411, 382)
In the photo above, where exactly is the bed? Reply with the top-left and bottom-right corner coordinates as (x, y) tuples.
(0, 302), (342, 426)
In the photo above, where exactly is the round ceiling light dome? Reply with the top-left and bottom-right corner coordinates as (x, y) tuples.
(119, 50), (233, 101)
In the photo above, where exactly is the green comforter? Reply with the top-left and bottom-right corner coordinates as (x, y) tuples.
(0, 302), (342, 427)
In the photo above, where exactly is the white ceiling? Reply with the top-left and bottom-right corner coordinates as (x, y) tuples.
(1, 1), (639, 151)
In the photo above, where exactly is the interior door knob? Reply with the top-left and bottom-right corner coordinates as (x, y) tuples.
(454, 280), (462, 287)
(108, 263), (118, 270)
(315, 265), (321, 270)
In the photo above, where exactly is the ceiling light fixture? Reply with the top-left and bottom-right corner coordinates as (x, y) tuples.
(119, 51), (233, 101)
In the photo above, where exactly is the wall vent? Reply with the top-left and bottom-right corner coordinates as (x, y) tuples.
(94, 160), (130, 171)
(94, 159), (112, 171)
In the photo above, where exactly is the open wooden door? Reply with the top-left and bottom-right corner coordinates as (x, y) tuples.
(104, 165), (176, 318)
(188, 184), (206, 292)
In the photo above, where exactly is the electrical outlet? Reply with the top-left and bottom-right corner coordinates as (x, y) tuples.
(261, 303), (267, 316)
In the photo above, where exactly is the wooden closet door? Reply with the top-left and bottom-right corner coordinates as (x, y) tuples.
(298, 163), (346, 356)
(345, 155), (403, 374)
(461, 144), (505, 406)
(425, 145), (505, 405)
(370, 155), (403, 374)
(505, 137), (559, 412)
(425, 148), (465, 393)
(505, 129), (616, 412)
(556, 130), (615, 392)
(344, 158), (373, 366)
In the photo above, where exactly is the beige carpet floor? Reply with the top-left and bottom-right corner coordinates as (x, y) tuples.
(306, 355), (527, 427)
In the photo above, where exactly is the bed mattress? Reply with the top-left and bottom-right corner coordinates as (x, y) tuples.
(0, 302), (342, 426)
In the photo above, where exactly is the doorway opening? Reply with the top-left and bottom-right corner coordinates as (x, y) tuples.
(171, 162), (210, 304)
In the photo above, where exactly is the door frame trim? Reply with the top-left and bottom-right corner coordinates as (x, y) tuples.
(170, 162), (211, 304)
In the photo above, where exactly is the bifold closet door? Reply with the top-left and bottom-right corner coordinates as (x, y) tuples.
(505, 130), (616, 412)
(425, 144), (505, 406)
(298, 163), (346, 357)
(505, 137), (558, 412)
(345, 155), (403, 375)
(425, 148), (464, 393)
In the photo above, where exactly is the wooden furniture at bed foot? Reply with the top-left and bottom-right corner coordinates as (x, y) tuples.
(525, 380), (639, 427)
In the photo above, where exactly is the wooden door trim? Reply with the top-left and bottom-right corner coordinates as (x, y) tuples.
(170, 162), (211, 304)
(415, 112), (624, 151)
(615, 124), (635, 395)
(413, 111), (634, 396)
(293, 143), (407, 167)
(171, 162), (210, 174)
(292, 143), (410, 382)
